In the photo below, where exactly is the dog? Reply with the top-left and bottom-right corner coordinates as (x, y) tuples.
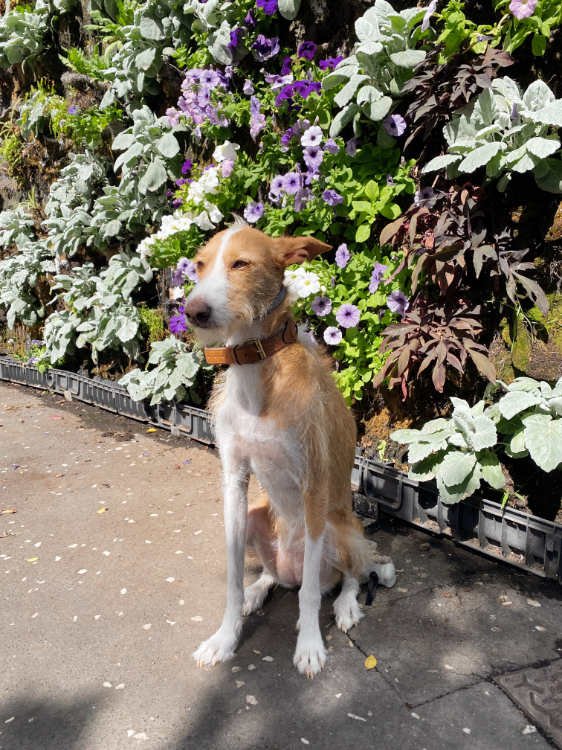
(185, 221), (396, 677)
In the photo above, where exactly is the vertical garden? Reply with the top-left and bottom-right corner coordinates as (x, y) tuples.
(0, 0), (560, 515)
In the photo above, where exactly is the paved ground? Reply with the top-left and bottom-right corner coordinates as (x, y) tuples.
(1, 382), (561, 750)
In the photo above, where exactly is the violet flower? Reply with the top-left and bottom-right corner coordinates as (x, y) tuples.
(169, 314), (188, 334)
(322, 189), (343, 206)
(335, 303), (361, 328)
(250, 96), (266, 140)
(345, 137), (359, 156)
(228, 27), (243, 49)
(335, 243), (351, 269)
(324, 138), (339, 155)
(369, 263), (387, 293)
(67, 104), (79, 115)
(413, 186), (434, 205)
(243, 201), (264, 223)
(243, 79), (254, 95)
(181, 159), (193, 175)
(297, 41), (317, 61)
(256, 0), (278, 15)
(244, 10), (255, 26)
(303, 146), (323, 173)
(270, 174), (286, 199)
(294, 187), (312, 212)
(311, 296), (332, 317)
(252, 34), (280, 62)
(280, 56), (292, 75)
(383, 114), (407, 137)
(509, 0), (537, 18)
(319, 56), (344, 70)
(323, 326), (342, 346)
(283, 172), (301, 195)
(387, 290), (410, 316)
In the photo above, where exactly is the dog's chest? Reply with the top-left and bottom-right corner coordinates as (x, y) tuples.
(215, 365), (304, 491)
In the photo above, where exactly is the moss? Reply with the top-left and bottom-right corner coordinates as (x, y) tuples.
(139, 307), (166, 345)
(511, 294), (562, 382)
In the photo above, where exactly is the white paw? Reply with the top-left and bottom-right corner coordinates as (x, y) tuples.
(372, 561), (396, 588)
(242, 575), (275, 616)
(193, 628), (239, 668)
(333, 593), (364, 633)
(293, 633), (327, 678)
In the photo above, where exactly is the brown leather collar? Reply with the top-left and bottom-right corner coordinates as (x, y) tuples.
(204, 319), (298, 366)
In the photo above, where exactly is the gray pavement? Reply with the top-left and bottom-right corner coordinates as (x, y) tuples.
(1, 382), (561, 750)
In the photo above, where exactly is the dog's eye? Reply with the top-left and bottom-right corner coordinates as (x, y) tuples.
(196, 260), (205, 272)
(231, 259), (250, 270)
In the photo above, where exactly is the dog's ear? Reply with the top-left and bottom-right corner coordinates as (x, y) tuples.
(273, 236), (332, 267)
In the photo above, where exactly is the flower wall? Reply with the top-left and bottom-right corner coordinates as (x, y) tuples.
(0, 0), (561, 478)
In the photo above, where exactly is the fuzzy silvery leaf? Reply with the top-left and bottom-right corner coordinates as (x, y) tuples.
(322, 60), (360, 90)
(136, 47), (157, 71)
(506, 429), (527, 458)
(523, 79), (555, 113)
(139, 16), (164, 41)
(438, 450), (477, 487)
(437, 461), (481, 504)
(458, 142), (506, 173)
(156, 132), (180, 159)
(334, 74), (369, 108)
(526, 137), (561, 159)
(208, 22), (233, 65)
(278, 0), (301, 20)
(138, 159), (168, 194)
(408, 453), (440, 482)
(355, 15), (382, 43)
(479, 451), (505, 490)
(498, 390), (543, 420)
(421, 153), (462, 173)
(522, 414), (562, 472)
(329, 103), (359, 137)
(117, 318), (138, 343)
(388, 49), (425, 68)
(112, 131), (135, 152)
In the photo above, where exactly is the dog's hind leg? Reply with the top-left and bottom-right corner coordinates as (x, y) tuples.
(243, 503), (278, 615)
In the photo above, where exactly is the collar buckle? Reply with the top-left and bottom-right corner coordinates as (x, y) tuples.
(233, 338), (267, 364)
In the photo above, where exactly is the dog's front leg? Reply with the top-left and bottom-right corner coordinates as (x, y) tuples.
(193, 461), (249, 667)
(293, 520), (326, 678)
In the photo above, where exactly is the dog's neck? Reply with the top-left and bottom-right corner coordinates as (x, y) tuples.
(225, 299), (292, 348)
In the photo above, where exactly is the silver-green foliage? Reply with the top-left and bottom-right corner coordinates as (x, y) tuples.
(0, 6), (48, 69)
(491, 377), (562, 473)
(391, 376), (562, 504)
(120, 336), (202, 404)
(323, 0), (427, 136)
(391, 398), (504, 504)
(423, 77), (562, 193)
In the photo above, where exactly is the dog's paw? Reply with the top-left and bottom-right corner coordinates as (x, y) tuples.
(293, 634), (327, 678)
(333, 592), (364, 633)
(373, 560), (396, 588)
(242, 574), (275, 616)
(193, 628), (238, 668)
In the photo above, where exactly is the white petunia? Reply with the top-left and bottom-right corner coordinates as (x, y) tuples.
(212, 141), (240, 164)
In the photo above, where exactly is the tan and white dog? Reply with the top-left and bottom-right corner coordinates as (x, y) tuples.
(186, 221), (395, 677)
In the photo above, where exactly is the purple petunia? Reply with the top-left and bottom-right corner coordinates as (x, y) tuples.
(311, 296), (332, 317)
(345, 137), (359, 156)
(318, 56), (344, 71)
(414, 186), (435, 205)
(336, 303), (361, 329)
(283, 172), (301, 195)
(270, 174), (286, 200)
(252, 34), (280, 62)
(169, 314), (188, 334)
(256, 0), (278, 15)
(324, 138), (339, 155)
(228, 27), (243, 50)
(67, 104), (79, 115)
(509, 0), (537, 19)
(297, 41), (317, 61)
(387, 290), (409, 316)
(280, 56), (292, 75)
(335, 243), (351, 269)
(323, 326), (343, 346)
(173, 257), (198, 286)
(243, 79), (254, 95)
(369, 262), (387, 293)
(322, 189), (343, 206)
(250, 96), (266, 140)
(293, 79), (321, 98)
(303, 146), (324, 173)
(383, 114), (407, 137)
(243, 201), (264, 223)
(181, 159), (193, 175)
(244, 9), (255, 26)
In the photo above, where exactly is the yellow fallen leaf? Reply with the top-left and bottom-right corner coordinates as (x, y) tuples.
(364, 654), (377, 670)
(26, 557), (39, 563)
(97, 507), (108, 514)
(0, 508), (16, 515)
(146, 428), (157, 433)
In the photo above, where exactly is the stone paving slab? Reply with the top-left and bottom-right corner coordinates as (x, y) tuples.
(413, 682), (552, 750)
(496, 660), (562, 748)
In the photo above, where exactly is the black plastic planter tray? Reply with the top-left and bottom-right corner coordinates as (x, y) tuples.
(1, 355), (561, 583)
(354, 453), (562, 583)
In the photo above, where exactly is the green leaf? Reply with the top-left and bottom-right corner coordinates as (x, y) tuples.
(531, 34), (547, 56)
(111, 131), (135, 151)
(523, 414), (562, 472)
(437, 463), (481, 504)
(422, 154), (462, 173)
(334, 74), (369, 108)
(526, 136), (560, 159)
(136, 47), (156, 71)
(498, 390), (542, 420)
(355, 223), (371, 242)
(139, 16), (164, 41)
(117, 318), (138, 343)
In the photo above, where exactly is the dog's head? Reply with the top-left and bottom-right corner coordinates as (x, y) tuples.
(184, 223), (330, 342)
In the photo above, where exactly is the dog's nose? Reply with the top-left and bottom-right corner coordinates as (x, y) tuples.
(185, 297), (212, 327)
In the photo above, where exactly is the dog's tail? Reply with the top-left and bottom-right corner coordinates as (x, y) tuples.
(327, 515), (396, 589)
